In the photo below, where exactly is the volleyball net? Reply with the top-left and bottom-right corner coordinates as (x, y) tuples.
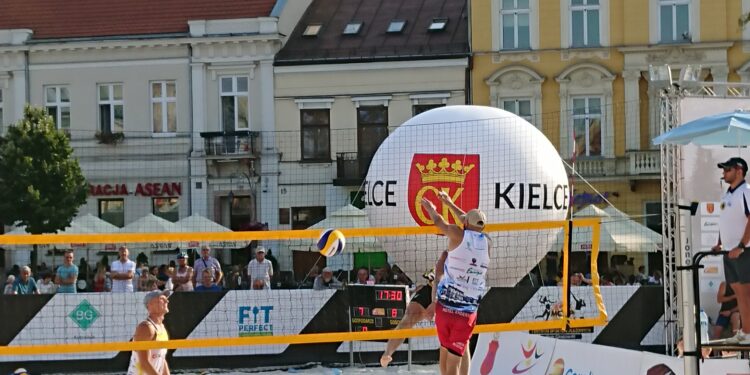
(0, 219), (605, 361)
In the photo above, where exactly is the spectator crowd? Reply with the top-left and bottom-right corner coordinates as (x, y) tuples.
(2, 245), (417, 295)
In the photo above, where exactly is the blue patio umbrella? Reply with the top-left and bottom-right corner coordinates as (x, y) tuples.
(652, 110), (750, 146)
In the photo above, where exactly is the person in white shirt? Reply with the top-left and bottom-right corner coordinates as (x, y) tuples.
(247, 247), (273, 290)
(713, 157), (750, 344)
(37, 273), (57, 294)
(111, 246), (136, 293)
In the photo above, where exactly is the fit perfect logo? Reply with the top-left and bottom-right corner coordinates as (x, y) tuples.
(511, 339), (544, 374)
(238, 305), (274, 337)
(408, 154), (480, 226)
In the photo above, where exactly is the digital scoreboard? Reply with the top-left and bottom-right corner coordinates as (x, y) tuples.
(348, 284), (409, 332)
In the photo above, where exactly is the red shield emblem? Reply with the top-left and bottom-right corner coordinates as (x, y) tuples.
(706, 203), (715, 214)
(408, 154), (480, 226)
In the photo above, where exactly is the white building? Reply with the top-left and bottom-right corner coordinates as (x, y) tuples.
(0, 0), (310, 268)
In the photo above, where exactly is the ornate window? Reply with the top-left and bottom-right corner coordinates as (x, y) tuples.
(556, 63), (615, 158)
(485, 66), (544, 128)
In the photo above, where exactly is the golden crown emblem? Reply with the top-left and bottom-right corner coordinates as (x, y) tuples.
(415, 158), (475, 184)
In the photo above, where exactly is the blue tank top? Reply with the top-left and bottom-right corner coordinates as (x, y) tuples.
(436, 230), (490, 312)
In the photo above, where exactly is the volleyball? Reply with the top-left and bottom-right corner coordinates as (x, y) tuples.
(317, 228), (346, 257)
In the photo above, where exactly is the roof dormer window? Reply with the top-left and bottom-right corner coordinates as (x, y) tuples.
(343, 21), (363, 35)
(387, 19), (406, 33)
(303, 24), (322, 37)
(428, 18), (448, 31)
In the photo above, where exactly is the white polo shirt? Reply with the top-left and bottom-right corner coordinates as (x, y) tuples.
(111, 259), (136, 292)
(719, 180), (750, 249)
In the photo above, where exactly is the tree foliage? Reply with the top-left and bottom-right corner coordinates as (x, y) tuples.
(0, 105), (88, 234)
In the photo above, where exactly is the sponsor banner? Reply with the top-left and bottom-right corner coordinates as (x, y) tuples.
(471, 332), (556, 375)
(335, 319), (439, 353)
(701, 358), (750, 374)
(1, 293), (144, 362)
(546, 336), (643, 375)
(691, 202), (726, 320)
(519, 286), (643, 343)
(700, 217), (720, 232)
(173, 289), (336, 356)
(639, 352), (684, 375)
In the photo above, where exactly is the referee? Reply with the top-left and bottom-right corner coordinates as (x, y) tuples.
(713, 157), (750, 344)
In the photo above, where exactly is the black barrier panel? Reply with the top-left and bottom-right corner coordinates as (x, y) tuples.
(0, 294), (53, 346)
(593, 286), (664, 350)
(0, 286), (666, 373)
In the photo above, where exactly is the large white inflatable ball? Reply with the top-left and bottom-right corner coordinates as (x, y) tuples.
(364, 105), (568, 287)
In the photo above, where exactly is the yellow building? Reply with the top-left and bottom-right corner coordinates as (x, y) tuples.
(471, 0), (750, 230)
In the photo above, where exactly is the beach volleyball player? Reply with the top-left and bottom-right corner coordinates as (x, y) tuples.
(128, 290), (171, 375)
(420, 191), (490, 375)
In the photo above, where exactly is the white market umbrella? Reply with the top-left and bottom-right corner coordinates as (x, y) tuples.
(120, 214), (181, 251)
(652, 110), (750, 146)
(561, 205), (661, 253)
(291, 204), (381, 272)
(176, 213), (246, 249)
(302, 204), (380, 251)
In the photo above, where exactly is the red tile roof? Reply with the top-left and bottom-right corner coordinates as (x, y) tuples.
(0, 0), (277, 40)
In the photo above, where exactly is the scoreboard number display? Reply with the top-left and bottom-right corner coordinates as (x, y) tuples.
(349, 285), (409, 332)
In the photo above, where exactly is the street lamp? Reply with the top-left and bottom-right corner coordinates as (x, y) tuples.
(649, 64), (673, 87)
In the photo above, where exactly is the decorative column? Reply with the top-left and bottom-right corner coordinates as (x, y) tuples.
(711, 66), (729, 96)
(258, 59), (279, 231)
(189, 59), (209, 216)
(622, 70), (641, 151)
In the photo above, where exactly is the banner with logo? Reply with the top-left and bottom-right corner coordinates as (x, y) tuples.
(638, 352), (684, 375)
(173, 289), (336, 356)
(690, 202), (725, 320)
(547, 336), (643, 375)
(701, 358), (750, 374)
(4, 293), (145, 361)
(471, 332), (556, 375)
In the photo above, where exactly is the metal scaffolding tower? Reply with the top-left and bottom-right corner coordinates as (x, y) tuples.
(658, 80), (750, 361)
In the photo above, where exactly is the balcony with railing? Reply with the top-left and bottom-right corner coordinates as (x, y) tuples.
(334, 152), (366, 186)
(566, 151), (661, 179)
(628, 151), (660, 175)
(200, 130), (260, 159)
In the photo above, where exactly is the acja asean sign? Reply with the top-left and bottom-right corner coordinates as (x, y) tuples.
(89, 182), (182, 197)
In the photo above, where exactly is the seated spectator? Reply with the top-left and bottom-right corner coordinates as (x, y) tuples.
(93, 263), (109, 292)
(354, 267), (374, 285)
(139, 266), (152, 291)
(12, 266), (39, 295)
(3, 275), (15, 294)
(145, 278), (159, 291)
(648, 271), (663, 285)
(227, 265), (243, 290)
(37, 273), (57, 294)
(314, 267), (342, 290)
(195, 269), (222, 292)
(157, 265), (172, 291)
(375, 265), (393, 285)
(635, 265), (648, 284)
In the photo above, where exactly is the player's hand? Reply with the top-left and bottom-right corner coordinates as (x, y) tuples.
(728, 247), (744, 259)
(437, 191), (452, 204)
(712, 244), (722, 252)
(421, 197), (436, 210)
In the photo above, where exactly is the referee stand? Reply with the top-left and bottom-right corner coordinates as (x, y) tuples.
(679, 250), (750, 374)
